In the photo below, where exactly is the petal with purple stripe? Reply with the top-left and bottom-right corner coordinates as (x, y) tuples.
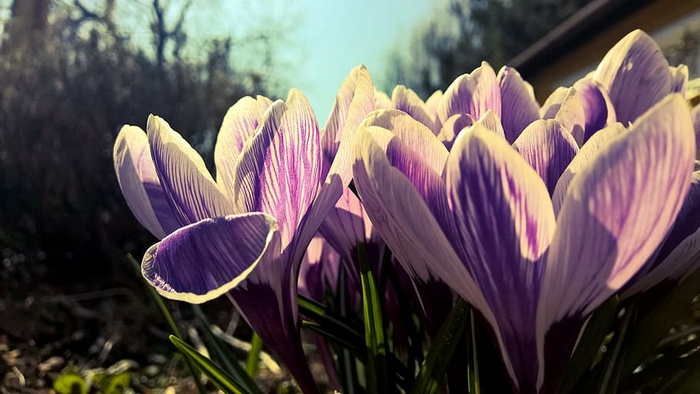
(214, 96), (273, 197)
(392, 85), (439, 133)
(593, 30), (675, 123)
(438, 62), (501, 124)
(114, 125), (180, 239)
(437, 114), (473, 149)
(513, 119), (579, 195)
(572, 78), (616, 143)
(551, 123), (627, 214)
(232, 90), (322, 246)
(445, 123), (556, 391)
(148, 115), (234, 225)
(498, 66), (540, 143)
(141, 212), (279, 303)
(623, 172), (700, 295)
(537, 94), (695, 390)
(321, 65), (375, 184)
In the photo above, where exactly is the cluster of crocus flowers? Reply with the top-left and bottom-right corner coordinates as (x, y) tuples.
(114, 30), (700, 393)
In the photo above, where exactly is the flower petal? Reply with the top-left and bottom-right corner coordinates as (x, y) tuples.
(321, 65), (375, 184)
(445, 123), (556, 390)
(318, 188), (370, 281)
(141, 212), (279, 303)
(437, 114), (473, 149)
(513, 119), (579, 195)
(537, 94), (696, 389)
(148, 116), (234, 225)
(551, 123), (627, 215)
(392, 85), (440, 133)
(671, 65), (689, 95)
(232, 90), (322, 246)
(498, 66), (540, 143)
(214, 96), (273, 197)
(361, 109), (449, 173)
(438, 62), (501, 124)
(623, 171), (700, 295)
(572, 78), (617, 143)
(352, 126), (490, 312)
(593, 29), (676, 123)
(540, 87), (568, 119)
(114, 125), (180, 239)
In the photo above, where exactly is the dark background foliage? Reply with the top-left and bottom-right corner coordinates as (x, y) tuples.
(0, 0), (272, 290)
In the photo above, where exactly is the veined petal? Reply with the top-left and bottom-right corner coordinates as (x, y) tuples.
(513, 119), (579, 195)
(540, 87), (568, 119)
(537, 94), (695, 389)
(671, 65), (689, 95)
(425, 90), (443, 116)
(141, 212), (279, 303)
(233, 91), (322, 246)
(551, 123), (627, 215)
(572, 78), (617, 143)
(148, 115), (234, 225)
(361, 109), (449, 173)
(214, 96), (273, 196)
(375, 90), (392, 110)
(624, 172), (700, 295)
(437, 114), (473, 149)
(318, 188), (369, 281)
(594, 29), (675, 123)
(322, 65), (375, 184)
(353, 126), (509, 379)
(445, 123), (556, 391)
(352, 126), (490, 313)
(498, 66), (540, 143)
(549, 88), (586, 146)
(438, 62), (501, 124)
(475, 110), (506, 138)
(392, 85), (439, 133)
(114, 125), (180, 239)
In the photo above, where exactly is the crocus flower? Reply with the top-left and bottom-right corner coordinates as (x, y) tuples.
(591, 29), (688, 125)
(114, 66), (374, 393)
(437, 62), (541, 147)
(352, 91), (695, 394)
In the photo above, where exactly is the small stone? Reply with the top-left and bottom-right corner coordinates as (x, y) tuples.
(38, 356), (65, 373)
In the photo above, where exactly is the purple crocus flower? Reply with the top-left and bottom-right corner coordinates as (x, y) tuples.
(352, 90), (695, 394)
(114, 66), (375, 393)
(437, 62), (541, 147)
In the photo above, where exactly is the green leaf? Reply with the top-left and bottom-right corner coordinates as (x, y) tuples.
(559, 296), (619, 393)
(192, 305), (262, 394)
(100, 372), (131, 394)
(53, 372), (88, 394)
(126, 254), (206, 394)
(619, 268), (700, 379)
(246, 333), (263, 376)
(410, 298), (470, 394)
(170, 335), (253, 394)
(298, 294), (365, 346)
(359, 242), (389, 394)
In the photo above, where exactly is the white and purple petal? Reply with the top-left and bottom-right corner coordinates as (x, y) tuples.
(438, 62), (501, 124)
(232, 91), (322, 246)
(593, 29), (676, 124)
(148, 115), (235, 225)
(513, 119), (579, 195)
(141, 212), (279, 303)
(446, 123), (556, 391)
(214, 95), (273, 197)
(113, 125), (180, 239)
(498, 66), (540, 143)
(572, 78), (616, 143)
(537, 94), (695, 390)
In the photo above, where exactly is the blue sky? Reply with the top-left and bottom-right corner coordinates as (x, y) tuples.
(110, 0), (438, 124)
(292, 1), (436, 122)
